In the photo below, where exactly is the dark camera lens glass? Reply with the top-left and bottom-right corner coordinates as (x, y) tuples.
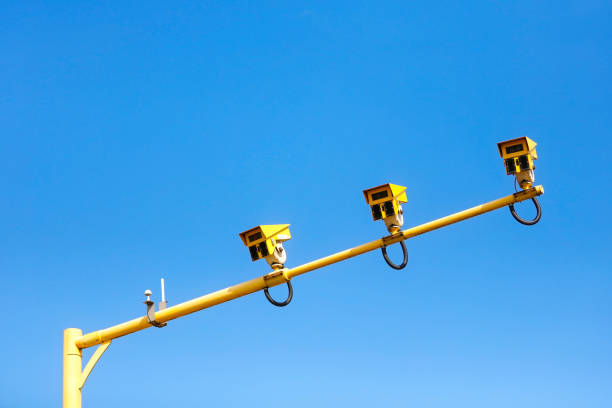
(258, 242), (269, 257)
(383, 200), (395, 216)
(518, 155), (530, 170)
(249, 245), (259, 261)
(371, 204), (382, 220)
(505, 158), (516, 173)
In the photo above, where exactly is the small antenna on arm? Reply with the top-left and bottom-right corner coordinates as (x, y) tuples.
(159, 278), (167, 310)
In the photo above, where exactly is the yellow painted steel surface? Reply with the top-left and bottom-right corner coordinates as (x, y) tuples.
(363, 183), (408, 204)
(74, 186), (543, 350)
(63, 328), (83, 408)
(238, 224), (291, 246)
(497, 136), (538, 160)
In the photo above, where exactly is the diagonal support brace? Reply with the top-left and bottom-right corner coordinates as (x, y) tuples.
(79, 341), (111, 390)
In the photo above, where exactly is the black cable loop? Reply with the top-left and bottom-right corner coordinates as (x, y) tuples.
(264, 281), (293, 307)
(381, 240), (408, 270)
(514, 177), (519, 193)
(509, 197), (542, 226)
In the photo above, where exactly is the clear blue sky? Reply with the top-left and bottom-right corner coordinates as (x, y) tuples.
(1, 1), (610, 407)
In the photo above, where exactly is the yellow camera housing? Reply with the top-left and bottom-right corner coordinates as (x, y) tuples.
(238, 224), (291, 262)
(497, 136), (538, 175)
(363, 183), (407, 222)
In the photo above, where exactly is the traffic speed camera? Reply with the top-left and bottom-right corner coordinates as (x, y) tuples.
(238, 224), (291, 266)
(497, 137), (538, 189)
(363, 183), (407, 233)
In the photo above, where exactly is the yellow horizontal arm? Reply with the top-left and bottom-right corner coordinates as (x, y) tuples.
(286, 185), (543, 279)
(75, 186), (543, 349)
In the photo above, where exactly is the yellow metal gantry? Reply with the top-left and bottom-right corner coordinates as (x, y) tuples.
(63, 185), (544, 408)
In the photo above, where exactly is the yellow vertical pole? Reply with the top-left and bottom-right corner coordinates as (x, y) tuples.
(63, 328), (82, 408)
